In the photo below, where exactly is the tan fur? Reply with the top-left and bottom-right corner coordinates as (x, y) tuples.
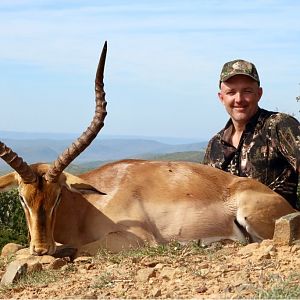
(0, 160), (295, 256)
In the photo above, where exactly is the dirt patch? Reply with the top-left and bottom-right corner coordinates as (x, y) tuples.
(1, 240), (300, 299)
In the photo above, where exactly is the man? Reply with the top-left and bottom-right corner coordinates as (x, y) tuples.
(203, 59), (300, 209)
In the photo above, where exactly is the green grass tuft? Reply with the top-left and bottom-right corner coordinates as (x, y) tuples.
(257, 273), (300, 299)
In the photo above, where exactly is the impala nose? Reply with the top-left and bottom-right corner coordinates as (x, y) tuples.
(33, 246), (48, 256)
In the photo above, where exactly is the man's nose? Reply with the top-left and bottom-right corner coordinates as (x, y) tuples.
(235, 92), (244, 103)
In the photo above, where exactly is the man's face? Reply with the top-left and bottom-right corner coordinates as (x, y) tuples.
(218, 75), (263, 127)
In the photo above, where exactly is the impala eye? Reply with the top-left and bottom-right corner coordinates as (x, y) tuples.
(19, 196), (26, 207)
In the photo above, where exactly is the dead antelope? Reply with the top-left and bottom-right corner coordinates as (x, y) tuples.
(0, 42), (295, 256)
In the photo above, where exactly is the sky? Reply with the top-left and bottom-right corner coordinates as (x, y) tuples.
(0, 0), (299, 142)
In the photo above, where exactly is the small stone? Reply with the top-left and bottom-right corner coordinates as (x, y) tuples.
(237, 243), (259, 256)
(152, 288), (162, 297)
(15, 248), (31, 256)
(290, 245), (300, 253)
(15, 248), (31, 260)
(40, 255), (56, 265)
(135, 268), (156, 282)
(27, 262), (43, 274)
(199, 262), (209, 268)
(260, 239), (274, 247)
(196, 285), (208, 293)
(1, 243), (25, 257)
(153, 263), (164, 270)
(141, 260), (159, 268)
(73, 256), (92, 264)
(48, 258), (68, 270)
(0, 261), (28, 285)
(81, 293), (97, 299)
(273, 212), (300, 245)
(257, 252), (271, 260)
(160, 267), (176, 280)
(262, 245), (276, 253)
(60, 264), (71, 272)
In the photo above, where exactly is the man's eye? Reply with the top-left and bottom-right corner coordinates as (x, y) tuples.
(227, 91), (235, 96)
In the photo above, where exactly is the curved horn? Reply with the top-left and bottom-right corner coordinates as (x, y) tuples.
(44, 42), (108, 182)
(0, 141), (37, 183)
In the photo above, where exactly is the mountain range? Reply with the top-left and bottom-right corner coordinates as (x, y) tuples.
(0, 131), (207, 172)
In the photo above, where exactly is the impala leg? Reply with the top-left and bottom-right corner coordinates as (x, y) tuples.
(77, 231), (147, 256)
(199, 219), (248, 246)
(236, 191), (296, 241)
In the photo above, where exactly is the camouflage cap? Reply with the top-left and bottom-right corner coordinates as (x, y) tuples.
(219, 59), (260, 87)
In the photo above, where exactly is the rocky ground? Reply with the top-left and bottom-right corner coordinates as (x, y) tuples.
(1, 240), (300, 299)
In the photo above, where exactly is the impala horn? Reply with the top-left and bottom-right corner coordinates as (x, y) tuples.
(0, 141), (37, 183)
(44, 41), (108, 182)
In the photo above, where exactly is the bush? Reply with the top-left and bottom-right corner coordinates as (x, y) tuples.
(0, 189), (28, 251)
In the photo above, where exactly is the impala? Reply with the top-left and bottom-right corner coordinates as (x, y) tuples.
(0, 42), (295, 256)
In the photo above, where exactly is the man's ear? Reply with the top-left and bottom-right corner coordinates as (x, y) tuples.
(0, 172), (19, 192)
(258, 87), (263, 101)
(218, 91), (225, 105)
(60, 172), (105, 195)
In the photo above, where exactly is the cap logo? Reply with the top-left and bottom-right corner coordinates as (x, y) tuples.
(232, 61), (252, 72)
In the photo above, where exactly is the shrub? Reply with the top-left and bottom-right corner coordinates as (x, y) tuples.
(0, 189), (28, 251)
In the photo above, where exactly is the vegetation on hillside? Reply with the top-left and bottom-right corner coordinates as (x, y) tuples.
(139, 151), (204, 162)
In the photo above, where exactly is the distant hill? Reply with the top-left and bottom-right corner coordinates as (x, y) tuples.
(0, 131), (205, 144)
(0, 133), (207, 173)
(139, 151), (204, 162)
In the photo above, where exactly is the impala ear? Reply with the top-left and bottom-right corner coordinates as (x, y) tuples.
(0, 172), (19, 192)
(60, 172), (105, 195)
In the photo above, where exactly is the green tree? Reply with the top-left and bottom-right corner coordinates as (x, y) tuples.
(0, 189), (28, 251)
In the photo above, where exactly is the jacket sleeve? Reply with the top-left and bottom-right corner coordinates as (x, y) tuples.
(202, 139), (213, 165)
(273, 114), (300, 173)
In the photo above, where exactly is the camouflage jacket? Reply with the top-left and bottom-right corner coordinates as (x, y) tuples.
(203, 108), (300, 209)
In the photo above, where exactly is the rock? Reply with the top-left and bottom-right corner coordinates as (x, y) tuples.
(73, 256), (93, 264)
(40, 255), (56, 265)
(17, 256), (42, 267)
(1, 243), (25, 257)
(290, 244), (300, 253)
(27, 262), (43, 274)
(135, 268), (156, 282)
(141, 258), (159, 268)
(0, 260), (28, 285)
(273, 212), (300, 245)
(237, 242), (259, 256)
(159, 267), (176, 280)
(153, 263), (164, 270)
(256, 252), (271, 260)
(260, 244), (276, 253)
(48, 258), (68, 270)
(81, 292), (97, 299)
(232, 271), (249, 286)
(260, 239), (274, 247)
(15, 247), (31, 260)
(199, 262), (209, 268)
(152, 288), (162, 297)
(195, 285), (208, 293)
